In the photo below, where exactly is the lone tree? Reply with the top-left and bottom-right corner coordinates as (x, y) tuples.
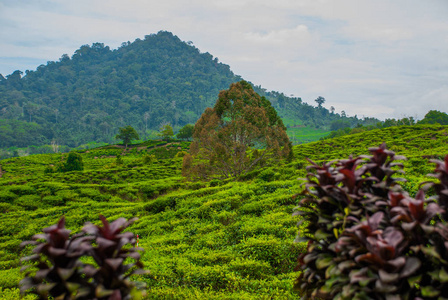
(315, 96), (325, 108)
(58, 151), (83, 172)
(185, 80), (292, 180)
(177, 124), (194, 140)
(158, 124), (174, 141)
(115, 125), (139, 148)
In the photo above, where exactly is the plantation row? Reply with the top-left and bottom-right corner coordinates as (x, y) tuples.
(0, 125), (447, 298)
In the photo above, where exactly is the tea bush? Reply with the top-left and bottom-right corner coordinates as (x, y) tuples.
(14, 195), (41, 210)
(0, 190), (18, 203)
(0, 125), (446, 298)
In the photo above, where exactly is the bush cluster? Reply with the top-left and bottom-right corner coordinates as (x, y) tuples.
(21, 216), (147, 300)
(294, 143), (448, 299)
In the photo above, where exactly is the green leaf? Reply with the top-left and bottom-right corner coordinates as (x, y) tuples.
(316, 255), (333, 269)
(421, 285), (440, 297)
(407, 274), (421, 287)
(315, 229), (332, 240)
(440, 268), (448, 283)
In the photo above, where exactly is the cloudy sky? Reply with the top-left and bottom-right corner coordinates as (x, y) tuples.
(1, 0), (447, 120)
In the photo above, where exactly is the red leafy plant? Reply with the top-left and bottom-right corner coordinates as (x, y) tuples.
(20, 215), (147, 300)
(294, 143), (448, 299)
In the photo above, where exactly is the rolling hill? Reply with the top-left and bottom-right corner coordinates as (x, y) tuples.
(0, 124), (446, 298)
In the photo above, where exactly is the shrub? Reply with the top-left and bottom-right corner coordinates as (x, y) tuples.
(41, 195), (65, 206)
(8, 185), (36, 196)
(116, 154), (124, 165)
(59, 151), (84, 172)
(14, 195), (41, 210)
(0, 202), (14, 213)
(0, 190), (18, 203)
(258, 168), (276, 182)
(143, 154), (156, 164)
(294, 143), (448, 299)
(21, 216), (148, 300)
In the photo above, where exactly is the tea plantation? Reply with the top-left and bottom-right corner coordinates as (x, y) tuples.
(0, 125), (447, 299)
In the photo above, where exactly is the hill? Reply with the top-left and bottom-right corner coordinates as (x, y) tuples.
(0, 124), (447, 298)
(0, 31), (375, 151)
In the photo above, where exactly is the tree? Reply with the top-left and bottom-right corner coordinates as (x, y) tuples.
(418, 110), (448, 125)
(186, 81), (292, 180)
(315, 96), (325, 108)
(177, 124), (194, 140)
(59, 151), (83, 172)
(115, 125), (139, 148)
(158, 124), (174, 141)
(330, 119), (351, 131)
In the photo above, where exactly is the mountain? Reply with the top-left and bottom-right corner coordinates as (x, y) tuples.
(0, 31), (375, 149)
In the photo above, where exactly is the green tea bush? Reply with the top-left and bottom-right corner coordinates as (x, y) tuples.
(294, 144), (448, 299)
(0, 190), (18, 203)
(7, 185), (36, 196)
(55, 189), (79, 202)
(0, 203), (14, 213)
(143, 154), (157, 164)
(144, 196), (177, 213)
(78, 187), (110, 202)
(0, 268), (22, 289)
(0, 287), (36, 300)
(228, 258), (272, 279)
(14, 195), (41, 210)
(209, 179), (223, 187)
(258, 168), (276, 182)
(41, 195), (65, 206)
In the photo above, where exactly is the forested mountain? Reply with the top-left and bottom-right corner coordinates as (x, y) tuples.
(0, 31), (374, 149)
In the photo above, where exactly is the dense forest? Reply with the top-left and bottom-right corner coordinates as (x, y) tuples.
(0, 124), (447, 299)
(0, 31), (374, 151)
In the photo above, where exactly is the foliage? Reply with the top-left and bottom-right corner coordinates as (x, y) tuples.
(294, 143), (448, 299)
(314, 96), (325, 108)
(59, 151), (84, 172)
(330, 119), (351, 131)
(0, 31), (378, 151)
(115, 126), (139, 148)
(0, 125), (446, 298)
(176, 124), (194, 140)
(418, 110), (448, 125)
(20, 216), (147, 300)
(0, 31), (240, 149)
(157, 124), (174, 141)
(186, 81), (292, 180)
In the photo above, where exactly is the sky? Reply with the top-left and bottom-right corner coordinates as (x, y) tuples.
(1, 0), (447, 120)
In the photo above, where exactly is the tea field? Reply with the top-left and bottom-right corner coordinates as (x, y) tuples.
(0, 124), (447, 299)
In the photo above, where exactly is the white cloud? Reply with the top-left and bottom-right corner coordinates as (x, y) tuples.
(245, 25), (311, 45)
(0, 0), (447, 120)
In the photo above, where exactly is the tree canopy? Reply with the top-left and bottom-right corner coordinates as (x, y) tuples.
(315, 96), (325, 108)
(158, 124), (174, 141)
(0, 31), (378, 151)
(185, 81), (292, 180)
(418, 110), (448, 125)
(177, 124), (194, 140)
(60, 151), (84, 172)
(115, 125), (139, 148)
